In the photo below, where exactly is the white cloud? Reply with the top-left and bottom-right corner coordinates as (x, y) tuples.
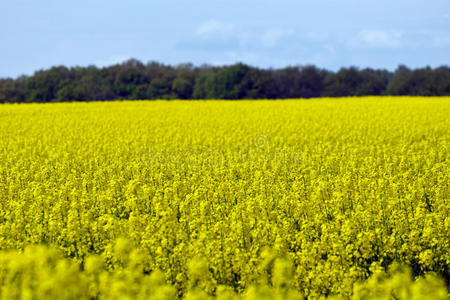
(352, 30), (403, 48)
(432, 35), (450, 47)
(310, 44), (338, 66)
(302, 31), (330, 42)
(95, 55), (130, 67)
(195, 20), (235, 39)
(209, 51), (260, 66)
(260, 28), (294, 48)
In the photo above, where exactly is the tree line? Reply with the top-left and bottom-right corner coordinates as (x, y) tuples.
(0, 59), (449, 103)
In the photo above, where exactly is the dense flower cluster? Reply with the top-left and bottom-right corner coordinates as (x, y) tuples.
(0, 97), (448, 299)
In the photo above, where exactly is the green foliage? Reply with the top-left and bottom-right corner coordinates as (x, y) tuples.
(192, 70), (216, 99)
(172, 78), (193, 99)
(323, 67), (387, 97)
(1, 60), (449, 102)
(387, 65), (450, 96)
(211, 63), (250, 99)
(147, 76), (174, 99)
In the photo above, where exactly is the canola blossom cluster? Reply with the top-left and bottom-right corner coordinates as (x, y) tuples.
(0, 97), (448, 299)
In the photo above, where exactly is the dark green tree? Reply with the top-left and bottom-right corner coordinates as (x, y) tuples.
(172, 78), (193, 99)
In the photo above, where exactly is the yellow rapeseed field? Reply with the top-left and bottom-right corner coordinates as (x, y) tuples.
(0, 97), (449, 299)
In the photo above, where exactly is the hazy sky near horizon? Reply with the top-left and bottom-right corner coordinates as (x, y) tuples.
(1, 0), (449, 77)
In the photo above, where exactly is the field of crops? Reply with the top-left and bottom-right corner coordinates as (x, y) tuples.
(0, 97), (449, 299)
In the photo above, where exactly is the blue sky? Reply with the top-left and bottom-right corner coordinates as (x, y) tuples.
(1, 0), (449, 78)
